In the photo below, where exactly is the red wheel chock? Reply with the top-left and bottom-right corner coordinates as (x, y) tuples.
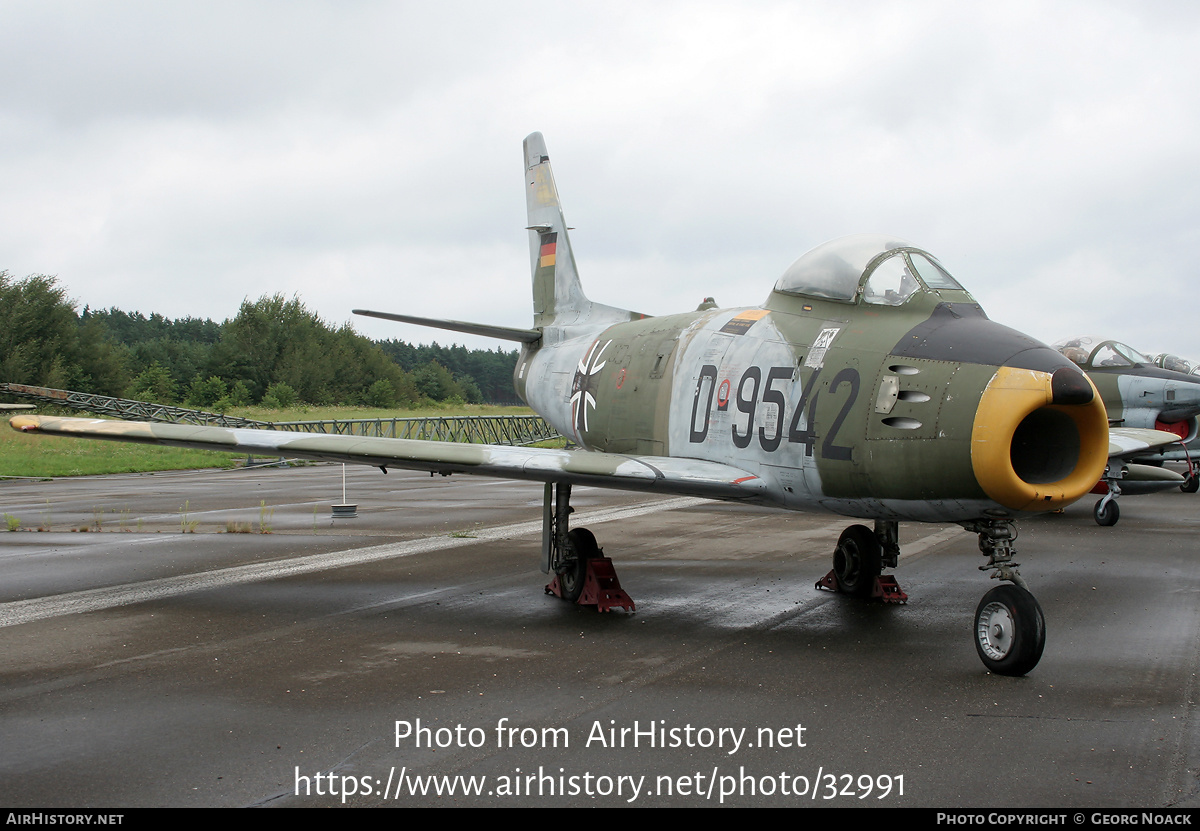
(871, 575), (907, 603)
(815, 570), (908, 604)
(815, 570), (840, 592)
(545, 557), (635, 612)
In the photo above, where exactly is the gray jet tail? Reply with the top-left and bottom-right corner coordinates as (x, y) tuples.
(523, 132), (645, 334)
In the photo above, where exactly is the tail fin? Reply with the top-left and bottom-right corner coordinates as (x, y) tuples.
(523, 133), (643, 331)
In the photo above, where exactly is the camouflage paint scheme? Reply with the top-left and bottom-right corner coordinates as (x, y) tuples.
(12, 133), (1144, 676)
(514, 132), (1109, 524)
(12, 135), (1114, 523)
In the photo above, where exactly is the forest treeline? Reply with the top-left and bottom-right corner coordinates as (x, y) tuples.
(0, 272), (521, 409)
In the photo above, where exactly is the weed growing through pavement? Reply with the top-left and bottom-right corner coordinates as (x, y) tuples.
(180, 500), (198, 533)
(258, 500), (274, 534)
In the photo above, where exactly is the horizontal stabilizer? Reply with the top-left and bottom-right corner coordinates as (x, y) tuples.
(353, 309), (541, 344)
(10, 415), (767, 502)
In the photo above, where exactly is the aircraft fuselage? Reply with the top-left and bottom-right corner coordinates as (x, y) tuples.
(518, 280), (1107, 524)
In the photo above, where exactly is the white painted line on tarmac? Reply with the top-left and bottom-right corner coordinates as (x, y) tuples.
(0, 497), (708, 628)
(901, 525), (968, 559)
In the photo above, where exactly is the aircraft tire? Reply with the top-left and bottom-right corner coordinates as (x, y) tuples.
(1182, 474), (1199, 494)
(974, 584), (1046, 676)
(1093, 498), (1119, 526)
(832, 525), (882, 598)
(559, 528), (599, 603)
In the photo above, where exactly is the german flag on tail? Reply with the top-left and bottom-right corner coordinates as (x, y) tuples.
(539, 233), (557, 268)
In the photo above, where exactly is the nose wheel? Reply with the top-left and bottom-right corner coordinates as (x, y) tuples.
(1093, 497), (1120, 526)
(974, 584), (1046, 676)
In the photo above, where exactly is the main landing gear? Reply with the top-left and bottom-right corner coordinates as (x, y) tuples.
(541, 483), (634, 613)
(816, 520), (907, 603)
(820, 518), (1046, 675)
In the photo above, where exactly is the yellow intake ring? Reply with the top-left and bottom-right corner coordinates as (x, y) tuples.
(971, 366), (1108, 513)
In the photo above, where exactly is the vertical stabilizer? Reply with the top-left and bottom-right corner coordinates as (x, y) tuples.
(525, 132), (585, 327)
(524, 133), (640, 331)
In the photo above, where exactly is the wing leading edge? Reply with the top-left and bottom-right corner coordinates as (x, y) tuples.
(9, 415), (767, 501)
(1108, 427), (1186, 460)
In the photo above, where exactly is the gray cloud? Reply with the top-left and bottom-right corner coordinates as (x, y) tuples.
(2, 0), (1197, 359)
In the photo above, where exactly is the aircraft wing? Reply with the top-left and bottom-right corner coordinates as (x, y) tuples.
(9, 415), (767, 501)
(1108, 427), (1184, 460)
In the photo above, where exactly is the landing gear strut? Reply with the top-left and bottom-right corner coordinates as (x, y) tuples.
(1179, 443), (1196, 493)
(541, 483), (634, 612)
(1093, 466), (1123, 526)
(960, 519), (1045, 675)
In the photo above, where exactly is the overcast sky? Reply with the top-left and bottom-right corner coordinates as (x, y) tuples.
(3, 1), (1198, 360)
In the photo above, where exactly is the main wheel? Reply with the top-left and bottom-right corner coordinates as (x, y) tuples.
(558, 528), (599, 602)
(832, 525), (882, 597)
(1182, 474), (1199, 494)
(1093, 498), (1119, 526)
(974, 584), (1046, 676)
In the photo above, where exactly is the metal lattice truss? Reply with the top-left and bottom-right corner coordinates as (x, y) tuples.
(1, 383), (560, 447)
(268, 415), (559, 445)
(0, 383), (272, 428)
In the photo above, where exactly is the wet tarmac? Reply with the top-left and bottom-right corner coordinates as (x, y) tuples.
(1, 463), (1198, 808)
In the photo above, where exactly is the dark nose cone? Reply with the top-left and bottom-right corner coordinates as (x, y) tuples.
(891, 303), (1081, 373)
(1050, 367), (1094, 406)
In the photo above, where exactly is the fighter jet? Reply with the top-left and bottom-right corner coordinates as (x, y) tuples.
(15, 133), (1145, 676)
(1146, 353), (1200, 480)
(1055, 336), (1200, 524)
(1142, 348), (1200, 480)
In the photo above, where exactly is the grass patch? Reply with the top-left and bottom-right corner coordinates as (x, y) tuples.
(0, 428), (242, 478)
(1, 403), (537, 478)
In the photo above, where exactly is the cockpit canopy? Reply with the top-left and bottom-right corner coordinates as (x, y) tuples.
(772, 234), (970, 306)
(1154, 353), (1200, 376)
(1053, 336), (1153, 370)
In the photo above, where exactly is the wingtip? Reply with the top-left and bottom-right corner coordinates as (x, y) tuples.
(9, 415), (40, 432)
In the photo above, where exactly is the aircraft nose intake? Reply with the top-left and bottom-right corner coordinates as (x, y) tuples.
(971, 366), (1108, 513)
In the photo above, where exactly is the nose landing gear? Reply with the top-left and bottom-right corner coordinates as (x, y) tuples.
(961, 519), (1046, 676)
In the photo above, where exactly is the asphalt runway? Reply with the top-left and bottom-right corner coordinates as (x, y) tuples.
(1, 462), (1199, 808)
